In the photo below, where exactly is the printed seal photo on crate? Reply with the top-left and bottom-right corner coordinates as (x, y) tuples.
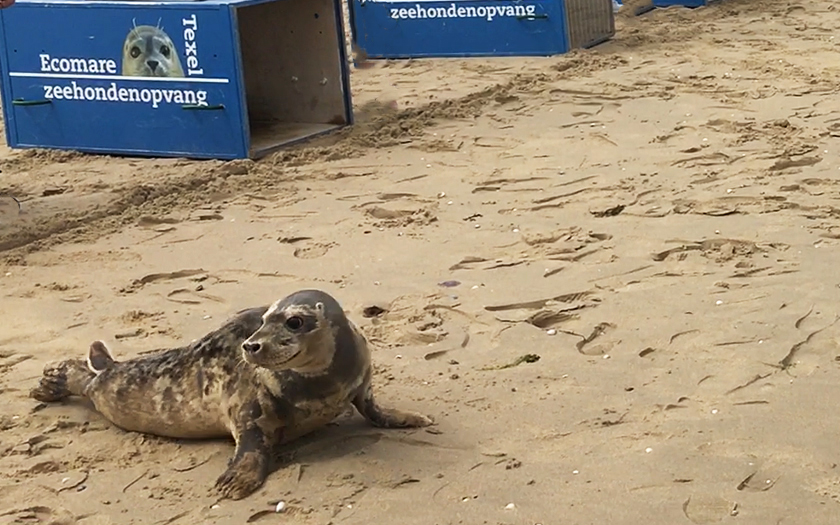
(121, 23), (187, 78)
(0, 0), (354, 160)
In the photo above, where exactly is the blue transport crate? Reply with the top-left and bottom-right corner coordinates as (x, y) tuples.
(349, 0), (615, 59)
(0, 0), (353, 160)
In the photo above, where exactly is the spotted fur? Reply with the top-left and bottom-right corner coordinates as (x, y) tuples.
(30, 289), (433, 500)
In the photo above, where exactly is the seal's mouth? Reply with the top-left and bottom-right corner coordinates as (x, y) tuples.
(243, 347), (303, 370)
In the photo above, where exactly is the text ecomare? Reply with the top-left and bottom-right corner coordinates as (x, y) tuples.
(39, 54), (118, 75)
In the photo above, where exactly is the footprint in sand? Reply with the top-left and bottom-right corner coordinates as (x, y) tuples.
(293, 242), (336, 259)
(2, 505), (79, 525)
(682, 494), (737, 523)
(363, 205), (438, 229)
(0, 195), (22, 224)
(0, 350), (34, 373)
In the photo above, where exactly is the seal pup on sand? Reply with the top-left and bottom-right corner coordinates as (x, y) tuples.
(30, 289), (433, 500)
(121, 24), (185, 78)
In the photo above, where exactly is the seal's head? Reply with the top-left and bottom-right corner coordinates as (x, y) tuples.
(121, 25), (185, 78)
(87, 340), (116, 374)
(242, 290), (347, 372)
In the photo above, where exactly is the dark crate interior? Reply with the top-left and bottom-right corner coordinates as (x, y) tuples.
(237, 0), (349, 157)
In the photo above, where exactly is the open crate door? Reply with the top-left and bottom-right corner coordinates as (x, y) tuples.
(235, 0), (353, 158)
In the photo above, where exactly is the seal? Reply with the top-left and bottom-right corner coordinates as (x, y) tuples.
(121, 25), (185, 78)
(30, 289), (433, 500)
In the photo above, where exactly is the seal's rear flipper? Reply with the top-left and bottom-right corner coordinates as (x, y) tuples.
(352, 383), (434, 429)
(87, 341), (115, 374)
(30, 359), (96, 402)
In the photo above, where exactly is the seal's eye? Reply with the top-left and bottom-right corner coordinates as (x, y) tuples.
(285, 316), (304, 331)
(130, 46), (141, 59)
(160, 45), (170, 57)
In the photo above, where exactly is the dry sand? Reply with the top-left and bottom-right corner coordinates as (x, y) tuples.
(3, 0), (840, 523)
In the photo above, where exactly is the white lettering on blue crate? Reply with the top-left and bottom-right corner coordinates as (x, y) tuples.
(182, 14), (203, 76)
(39, 55), (118, 75)
(8, 15), (229, 109)
(40, 81), (208, 109)
(387, 2), (537, 21)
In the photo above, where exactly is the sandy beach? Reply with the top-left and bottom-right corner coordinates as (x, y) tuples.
(3, 0), (840, 523)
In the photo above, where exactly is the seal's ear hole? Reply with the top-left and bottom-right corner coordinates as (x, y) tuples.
(285, 316), (304, 331)
(87, 341), (115, 374)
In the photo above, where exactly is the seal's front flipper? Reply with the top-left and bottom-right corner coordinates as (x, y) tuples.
(215, 402), (275, 500)
(30, 359), (96, 402)
(87, 340), (116, 374)
(353, 383), (434, 429)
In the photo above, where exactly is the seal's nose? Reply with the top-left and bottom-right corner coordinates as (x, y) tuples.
(242, 342), (261, 354)
(147, 60), (159, 72)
